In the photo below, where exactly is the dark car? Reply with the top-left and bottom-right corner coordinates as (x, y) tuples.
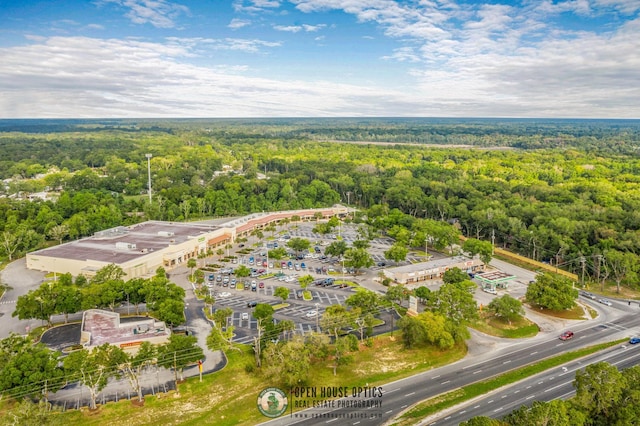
(247, 301), (257, 308)
(559, 331), (574, 341)
(630, 337), (640, 344)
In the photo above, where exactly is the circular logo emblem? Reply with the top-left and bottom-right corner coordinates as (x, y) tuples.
(257, 387), (288, 418)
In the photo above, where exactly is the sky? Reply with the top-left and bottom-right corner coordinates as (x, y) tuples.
(0, 0), (639, 119)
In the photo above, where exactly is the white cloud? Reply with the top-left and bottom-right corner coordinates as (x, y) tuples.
(102, 0), (189, 28)
(273, 23), (326, 32)
(0, 36), (410, 118)
(274, 25), (303, 32)
(228, 18), (251, 29)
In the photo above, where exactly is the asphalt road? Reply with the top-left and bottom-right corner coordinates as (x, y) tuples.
(426, 341), (640, 425)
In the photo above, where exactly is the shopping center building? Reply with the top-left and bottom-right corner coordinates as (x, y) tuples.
(382, 255), (485, 285)
(26, 206), (350, 279)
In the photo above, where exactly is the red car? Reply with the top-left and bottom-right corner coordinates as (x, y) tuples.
(559, 331), (574, 341)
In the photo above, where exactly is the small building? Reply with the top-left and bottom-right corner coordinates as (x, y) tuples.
(474, 270), (516, 290)
(80, 309), (170, 354)
(382, 255), (484, 285)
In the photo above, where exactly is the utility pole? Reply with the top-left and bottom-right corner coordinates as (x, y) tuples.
(580, 256), (586, 287)
(145, 153), (153, 204)
(491, 229), (495, 255)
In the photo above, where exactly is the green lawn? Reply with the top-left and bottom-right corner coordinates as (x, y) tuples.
(470, 313), (539, 339)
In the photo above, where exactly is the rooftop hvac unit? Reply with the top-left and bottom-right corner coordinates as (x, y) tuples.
(115, 242), (137, 250)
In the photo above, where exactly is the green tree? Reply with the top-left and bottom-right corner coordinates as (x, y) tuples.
(459, 416), (506, 426)
(505, 399), (586, 425)
(287, 237), (311, 256)
(442, 267), (470, 285)
(155, 298), (185, 329)
(385, 284), (409, 307)
(0, 334), (65, 401)
(157, 334), (204, 389)
(274, 286), (289, 303)
(262, 337), (311, 387)
(268, 247), (288, 260)
(324, 240), (348, 258)
(298, 274), (314, 290)
(63, 344), (127, 410)
(487, 294), (524, 325)
(187, 258), (197, 282)
(574, 361), (625, 421)
(252, 303), (275, 367)
(320, 304), (353, 340)
(462, 238), (493, 264)
(526, 273), (578, 311)
(47, 224), (69, 245)
(235, 264), (251, 278)
(343, 247), (374, 274)
(345, 289), (382, 316)
(384, 243), (408, 264)
(605, 249), (637, 294)
(119, 341), (156, 402)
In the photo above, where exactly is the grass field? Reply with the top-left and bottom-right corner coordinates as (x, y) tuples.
(2, 333), (467, 425)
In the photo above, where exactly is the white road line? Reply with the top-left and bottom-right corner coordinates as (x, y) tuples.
(405, 392), (415, 396)
(441, 381), (450, 385)
(544, 380), (573, 393)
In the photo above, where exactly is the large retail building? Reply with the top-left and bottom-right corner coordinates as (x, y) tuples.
(26, 206), (350, 279)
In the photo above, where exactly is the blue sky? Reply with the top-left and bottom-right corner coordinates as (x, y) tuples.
(1, 0), (639, 118)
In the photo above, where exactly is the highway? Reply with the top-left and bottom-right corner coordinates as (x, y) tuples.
(426, 341), (640, 425)
(261, 297), (640, 426)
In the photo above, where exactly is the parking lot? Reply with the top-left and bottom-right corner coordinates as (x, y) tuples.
(203, 222), (403, 344)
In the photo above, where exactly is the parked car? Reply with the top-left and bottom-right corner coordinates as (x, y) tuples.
(241, 312), (249, 320)
(259, 282), (265, 288)
(629, 337), (640, 344)
(559, 330), (574, 340)
(483, 287), (497, 295)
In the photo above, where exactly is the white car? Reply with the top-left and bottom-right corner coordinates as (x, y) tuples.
(241, 312), (249, 321)
(599, 299), (613, 306)
(305, 310), (318, 318)
(218, 291), (231, 298)
(483, 287), (497, 295)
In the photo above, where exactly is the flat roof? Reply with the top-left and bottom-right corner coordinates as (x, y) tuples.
(475, 270), (515, 283)
(30, 221), (219, 263)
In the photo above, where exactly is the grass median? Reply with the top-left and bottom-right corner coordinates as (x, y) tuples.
(394, 338), (626, 425)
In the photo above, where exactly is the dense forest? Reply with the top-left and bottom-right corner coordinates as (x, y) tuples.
(2, 118), (640, 292)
